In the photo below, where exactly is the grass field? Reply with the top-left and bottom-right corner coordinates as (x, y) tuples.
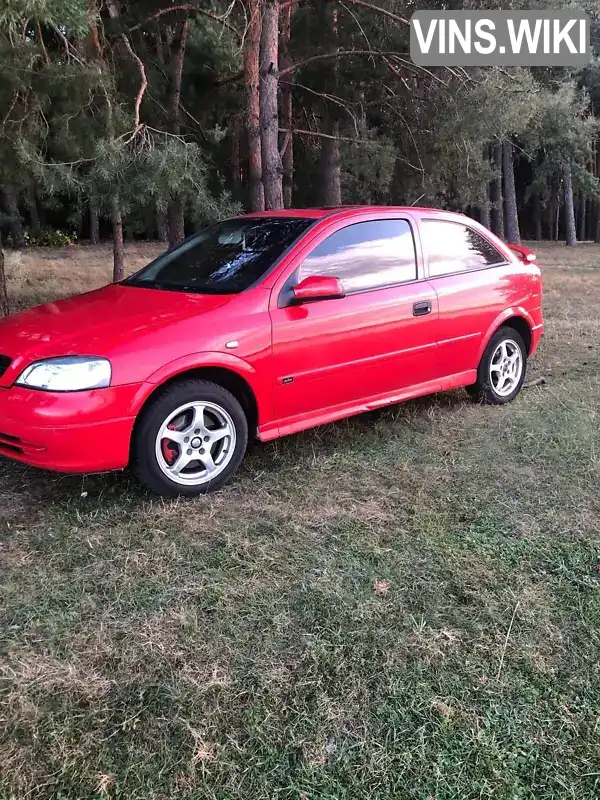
(1, 241), (600, 799)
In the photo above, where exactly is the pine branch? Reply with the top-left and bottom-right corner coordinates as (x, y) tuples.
(1, 91), (19, 133)
(279, 49), (411, 77)
(280, 47), (453, 89)
(52, 25), (87, 66)
(335, 0), (409, 26)
(179, 102), (209, 142)
(120, 35), (147, 130)
(127, 5), (240, 38)
(383, 55), (447, 87)
(279, 127), (375, 143)
(213, 70), (245, 86)
(35, 21), (50, 65)
(279, 128), (292, 158)
(280, 78), (357, 126)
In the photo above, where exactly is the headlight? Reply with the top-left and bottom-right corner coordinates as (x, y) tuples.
(16, 356), (112, 392)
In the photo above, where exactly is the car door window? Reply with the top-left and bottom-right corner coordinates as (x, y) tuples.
(297, 219), (417, 293)
(421, 220), (505, 277)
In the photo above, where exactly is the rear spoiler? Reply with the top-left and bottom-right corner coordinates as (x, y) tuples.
(507, 243), (537, 264)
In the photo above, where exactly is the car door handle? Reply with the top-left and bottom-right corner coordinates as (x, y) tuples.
(413, 300), (432, 317)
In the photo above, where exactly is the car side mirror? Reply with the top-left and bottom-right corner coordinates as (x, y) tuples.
(508, 243), (536, 264)
(292, 275), (345, 303)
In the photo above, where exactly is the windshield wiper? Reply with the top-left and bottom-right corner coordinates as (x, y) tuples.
(125, 280), (228, 295)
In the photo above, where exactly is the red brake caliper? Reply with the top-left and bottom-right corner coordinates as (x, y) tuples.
(162, 423), (179, 465)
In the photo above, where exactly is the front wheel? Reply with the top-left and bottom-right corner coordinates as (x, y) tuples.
(131, 380), (248, 496)
(467, 327), (527, 405)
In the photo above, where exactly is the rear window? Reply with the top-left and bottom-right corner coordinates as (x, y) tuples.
(124, 217), (312, 294)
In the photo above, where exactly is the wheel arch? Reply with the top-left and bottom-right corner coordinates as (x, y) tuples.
(130, 355), (264, 436)
(500, 315), (532, 353)
(478, 309), (534, 362)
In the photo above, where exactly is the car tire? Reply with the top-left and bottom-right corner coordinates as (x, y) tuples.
(467, 326), (528, 405)
(131, 379), (248, 497)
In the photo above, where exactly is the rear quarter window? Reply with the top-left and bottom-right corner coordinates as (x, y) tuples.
(421, 219), (506, 277)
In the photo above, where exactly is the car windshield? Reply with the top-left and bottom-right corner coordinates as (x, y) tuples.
(124, 217), (313, 294)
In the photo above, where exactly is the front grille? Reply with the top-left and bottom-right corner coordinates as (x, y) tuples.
(0, 354), (11, 379)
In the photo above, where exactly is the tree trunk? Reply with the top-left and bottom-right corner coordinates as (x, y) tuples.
(280, 111), (293, 208)
(111, 193), (124, 281)
(596, 149), (600, 241)
(157, 211), (168, 243)
(318, 5), (341, 207)
(74, 209), (83, 241)
(0, 233), (8, 317)
(562, 165), (577, 246)
(2, 187), (25, 249)
(168, 198), (185, 249)
(155, 26), (165, 65)
(230, 116), (242, 202)
(545, 199), (554, 241)
(502, 139), (520, 244)
(532, 191), (542, 241)
(594, 201), (600, 243)
(244, 0), (264, 212)
(479, 171), (491, 229)
(167, 18), (190, 249)
(166, 197), (183, 246)
(490, 141), (504, 240)
(320, 121), (342, 206)
(89, 197), (100, 244)
(26, 185), (41, 236)
(578, 194), (586, 241)
(145, 214), (155, 241)
(280, 1), (293, 208)
(259, 0), (283, 210)
(479, 202), (491, 229)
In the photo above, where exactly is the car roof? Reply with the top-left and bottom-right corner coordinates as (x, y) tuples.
(243, 208), (333, 219)
(242, 206), (466, 220)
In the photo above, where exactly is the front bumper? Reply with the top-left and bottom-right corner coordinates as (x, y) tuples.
(0, 384), (141, 473)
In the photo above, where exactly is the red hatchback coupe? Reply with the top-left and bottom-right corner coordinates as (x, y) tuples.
(0, 207), (543, 496)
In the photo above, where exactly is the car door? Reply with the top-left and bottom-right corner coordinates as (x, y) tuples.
(419, 218), (513, 383)
(269, 216), (441, 432)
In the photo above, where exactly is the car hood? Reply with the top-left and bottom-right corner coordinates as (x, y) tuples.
(0, 283), (233, 376)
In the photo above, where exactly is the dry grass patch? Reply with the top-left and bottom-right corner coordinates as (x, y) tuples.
(4, 242), (163, 310)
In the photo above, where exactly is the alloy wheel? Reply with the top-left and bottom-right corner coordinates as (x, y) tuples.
(155, 401), (237, 486)
(488, 338), (523, 397)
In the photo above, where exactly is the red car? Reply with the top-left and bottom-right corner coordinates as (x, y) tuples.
(0, 207), (543, 496)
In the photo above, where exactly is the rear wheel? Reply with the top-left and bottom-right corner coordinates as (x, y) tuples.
(132, 380), (248, 496)
(467, 327), (527, 405)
